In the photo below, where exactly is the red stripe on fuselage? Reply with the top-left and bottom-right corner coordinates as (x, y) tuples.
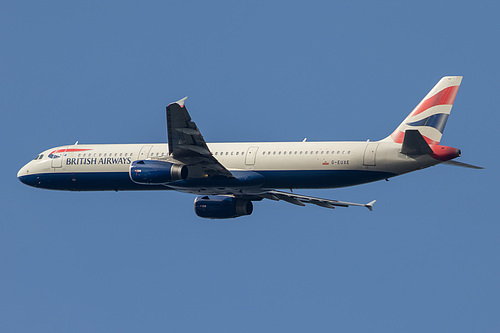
(50, 148), (92, 154)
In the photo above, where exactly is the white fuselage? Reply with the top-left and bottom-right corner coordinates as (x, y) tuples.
(16, 76), (468, 218)
(17, 140), (441, 193)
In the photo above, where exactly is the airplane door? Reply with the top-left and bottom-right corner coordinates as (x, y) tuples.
(138, 145), (153, 160)
(245, 147), (259, 166)
(363, 143), (379, 166)
(51, 147), (67, 168)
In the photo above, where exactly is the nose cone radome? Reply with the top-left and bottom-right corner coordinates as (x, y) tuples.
(17, 162), (37, 187)
(17, 163), (28, 179)
(430, 145), (461, 162)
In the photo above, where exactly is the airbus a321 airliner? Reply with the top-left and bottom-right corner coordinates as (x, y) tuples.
(18, 76), (481, 218)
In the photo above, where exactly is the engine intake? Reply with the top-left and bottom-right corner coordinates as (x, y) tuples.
(129, 160), (188, 185)
(194, 196), (253, 219)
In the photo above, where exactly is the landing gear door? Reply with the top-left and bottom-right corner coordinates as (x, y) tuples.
(363, 143), (379, 166)
(245, 147), (259, 166)
(138, 145), (153, 160)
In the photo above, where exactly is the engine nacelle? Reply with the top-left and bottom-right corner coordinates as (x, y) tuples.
(194, 196), (253, 219)
(129, 160), (188, 185)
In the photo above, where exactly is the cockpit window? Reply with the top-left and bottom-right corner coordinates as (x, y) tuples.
(33, 154), (44, 160)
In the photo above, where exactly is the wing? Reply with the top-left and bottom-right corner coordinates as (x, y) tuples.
(257, 190), (376, 211)
(166, 97), (233, 178)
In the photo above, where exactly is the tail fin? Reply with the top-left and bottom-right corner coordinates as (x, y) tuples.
(384, 76), (463, 145)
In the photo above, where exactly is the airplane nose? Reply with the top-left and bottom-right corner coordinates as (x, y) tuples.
(17, 163), (37, 187)
(18, 174), (30, 186)
(17, 164), (27, 179)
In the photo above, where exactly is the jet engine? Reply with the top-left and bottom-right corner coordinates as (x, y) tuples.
(129, 160), (188, 185)
(194, 196), (253, 219)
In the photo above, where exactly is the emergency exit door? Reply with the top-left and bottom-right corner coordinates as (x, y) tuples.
(245, 147), (259, 165)
(363, 143), (379, 166)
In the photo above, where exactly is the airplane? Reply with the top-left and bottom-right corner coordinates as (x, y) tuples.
(18, 76), (482, 219)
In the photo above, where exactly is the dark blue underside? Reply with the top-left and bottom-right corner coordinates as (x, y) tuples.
(18, 170), (397, 191)
(257, 170), (395, 189)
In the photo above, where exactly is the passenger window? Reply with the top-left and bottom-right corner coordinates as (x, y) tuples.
(225, 152), (228, 155)
(305, 151), (308, 154)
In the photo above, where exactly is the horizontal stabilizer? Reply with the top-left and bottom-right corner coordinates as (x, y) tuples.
(443, 160), (484, 169)
(400, 130), (433, 155)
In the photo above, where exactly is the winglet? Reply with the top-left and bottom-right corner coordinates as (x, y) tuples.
(365, 200), (376, 211)
(171, 96), (188, 107)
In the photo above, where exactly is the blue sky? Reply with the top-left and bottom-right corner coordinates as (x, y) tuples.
(1, 1), (499, 332)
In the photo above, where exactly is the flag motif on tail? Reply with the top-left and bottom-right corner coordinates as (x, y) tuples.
(389, 76), (463, 145)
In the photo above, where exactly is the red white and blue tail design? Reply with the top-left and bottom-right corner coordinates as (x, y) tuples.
(386, 76), (462, 145)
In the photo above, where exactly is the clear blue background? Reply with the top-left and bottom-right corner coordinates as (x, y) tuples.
(1, 1), (498, 332)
